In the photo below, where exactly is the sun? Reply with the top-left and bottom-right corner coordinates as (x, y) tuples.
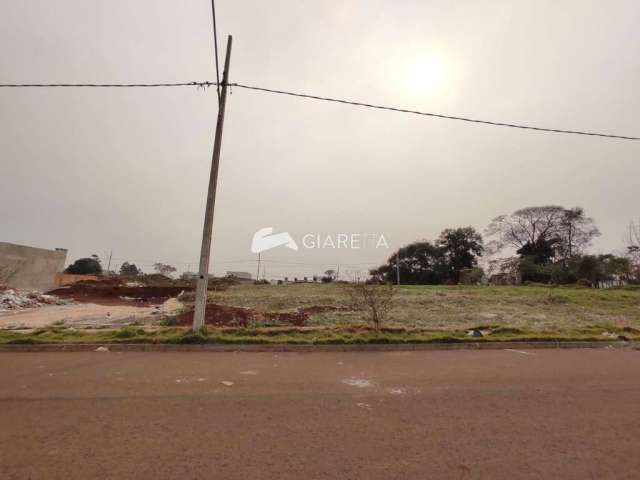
(406, 55), (447, 94)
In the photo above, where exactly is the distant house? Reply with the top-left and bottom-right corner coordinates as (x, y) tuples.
(226, 271), (253, 282)
(180, 272), (217, 281)
(180, 271), (198, 281)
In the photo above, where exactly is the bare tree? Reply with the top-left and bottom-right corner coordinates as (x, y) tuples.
(628, 219), (640, 251)
(558, 207), (600, 259)
(346, 282), (395, 330)
(486, 206), (566, 252)
(627, 219), (640, 279)
(486, 205), (599, 262)
(153, 263), (177, 277)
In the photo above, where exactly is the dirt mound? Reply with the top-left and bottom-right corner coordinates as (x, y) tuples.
(136, 274), (194, 288)
(71, 277), (125, 287)
(48, 275), (239, 307)
(48, 279), (189, 307)
(174, 304), (350, 327)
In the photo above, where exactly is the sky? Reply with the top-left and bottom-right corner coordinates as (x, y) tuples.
(1, 0), (639, 280)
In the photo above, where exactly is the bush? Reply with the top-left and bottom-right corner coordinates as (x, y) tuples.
(65, 256), (102, 275)
(459, 267), (484, 285)
(345, 282), (395, 330)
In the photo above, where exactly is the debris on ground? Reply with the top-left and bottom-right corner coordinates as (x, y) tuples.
(220, 381), (234, 387)
(240, 370), (258, 375)
(389, 387), (407, 395)
(504, 349), (536, 356)
(95, 346), (109, 352)
(0, 289), (70, 311)
(467, 329), (483, 337)
(342, 378), (373, 388)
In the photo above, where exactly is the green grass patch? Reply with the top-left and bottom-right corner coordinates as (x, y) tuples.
(0, 323), (637, 346)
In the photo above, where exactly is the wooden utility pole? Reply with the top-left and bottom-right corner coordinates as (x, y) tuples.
(395, 252), (401, 285)
(193, 35), (233, 331)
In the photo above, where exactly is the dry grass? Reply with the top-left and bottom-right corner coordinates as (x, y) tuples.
(202, 283), (640, 332)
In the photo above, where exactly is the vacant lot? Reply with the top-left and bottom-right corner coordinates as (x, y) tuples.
(2, 283), (639, 344)
(202, 283), (640, 331)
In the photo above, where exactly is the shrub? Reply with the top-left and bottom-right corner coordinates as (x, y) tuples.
(345, 282), (395, 330)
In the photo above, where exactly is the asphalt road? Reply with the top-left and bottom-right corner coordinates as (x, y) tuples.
(1, 348), (639, 479)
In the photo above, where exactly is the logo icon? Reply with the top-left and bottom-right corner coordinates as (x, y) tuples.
(251, 227), (299, 254)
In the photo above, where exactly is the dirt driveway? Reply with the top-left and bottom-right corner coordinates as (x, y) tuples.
(0, 299), (182, 329)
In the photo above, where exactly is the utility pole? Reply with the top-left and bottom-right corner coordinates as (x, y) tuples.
(193, 35), (233, 331)
(336, 264), (340, 282)
(395, 252), (401, 285)
(107, 251), (112, 275)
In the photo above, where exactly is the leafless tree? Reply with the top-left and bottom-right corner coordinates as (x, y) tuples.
(346, 282), (395, 330)
(153, 263), (177, 277)
(558, 207), (600, 259)
(486, 205), (599, 262)
(627, 219), (640, 279)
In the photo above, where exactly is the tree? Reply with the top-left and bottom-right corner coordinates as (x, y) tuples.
(558, 207), (600, 261)
(568, 254), (630, 287)
(64, 255), (102, 275)
(346, 282), (395, 330)
(516, 237), (560, 265)
(436, 227), (484, 283)
(598, 254), (631, 282)
(627, 219), (640, 282)
(153, 262), (176, 277)
(486, 205), (599, 264)
(321, 269), (336, 283)
(153, 263), (176, 277)
(486, 206), (565, 252)
(370, 241), (446, 284)
(119, 262), (142, 276)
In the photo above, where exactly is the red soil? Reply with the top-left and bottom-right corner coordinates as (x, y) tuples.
(174, 304), (351, 327)
(48, 278), (191, 307)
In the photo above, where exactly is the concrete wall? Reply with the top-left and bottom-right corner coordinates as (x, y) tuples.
(0, 242), (67, 291)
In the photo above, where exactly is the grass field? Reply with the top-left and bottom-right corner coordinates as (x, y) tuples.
(206, 283), (640, 331)
(1, 283), (639, 344)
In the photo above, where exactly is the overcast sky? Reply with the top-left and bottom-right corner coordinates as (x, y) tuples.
(1, 0), (638, 280)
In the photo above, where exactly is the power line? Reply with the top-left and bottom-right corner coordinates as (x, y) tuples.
(229, 83), (640, 141)
(0, 81), (217, 88)
(1, 80), (638, 140)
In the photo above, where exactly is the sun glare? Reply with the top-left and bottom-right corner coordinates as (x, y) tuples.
(407, 55), (447, 94)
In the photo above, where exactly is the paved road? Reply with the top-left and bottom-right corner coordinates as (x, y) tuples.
(1, 348), (639, 479)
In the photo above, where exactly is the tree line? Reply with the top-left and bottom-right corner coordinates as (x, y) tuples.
(371, 206), (640, 287)
(64, 257), (176, 278)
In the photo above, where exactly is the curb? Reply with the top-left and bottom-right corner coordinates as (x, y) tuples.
(0, 341), (637, 353)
